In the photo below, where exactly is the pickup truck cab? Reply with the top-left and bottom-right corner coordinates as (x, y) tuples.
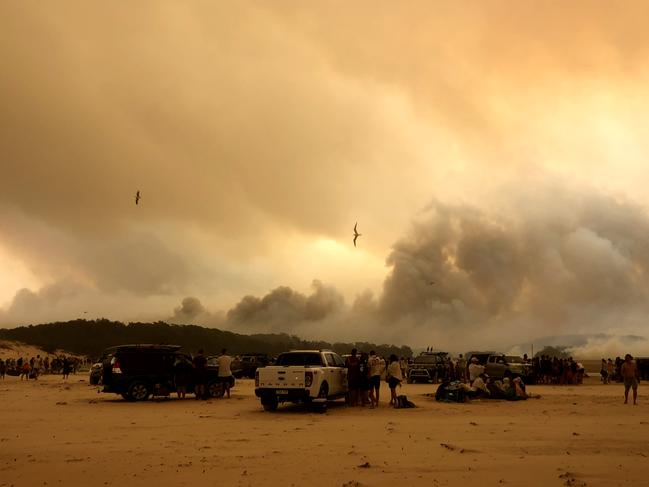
(408, 351), (447, 383)
(484, 354), (531, 380)
(254, 350), (348, 411)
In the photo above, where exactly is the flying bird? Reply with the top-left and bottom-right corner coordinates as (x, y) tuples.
(353, 222), (362, 247)
(135, 190), (141, 205)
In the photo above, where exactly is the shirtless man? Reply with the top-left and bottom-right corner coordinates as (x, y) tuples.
(621, 354), (640, 405)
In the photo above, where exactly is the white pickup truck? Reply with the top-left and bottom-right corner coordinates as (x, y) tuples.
(254, 350), (348, 411)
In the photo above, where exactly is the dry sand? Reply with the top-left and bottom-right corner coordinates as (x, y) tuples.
(0, 374), (647, 487)
(0, 341), (85, 362)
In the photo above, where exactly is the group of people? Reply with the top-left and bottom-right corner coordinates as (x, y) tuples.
(530, 356), (585, 384)
(344, 349), (405, 408)
(601, 356), (634, 384)
(0, 355), (77, 380)
(173, 348), (234, 400)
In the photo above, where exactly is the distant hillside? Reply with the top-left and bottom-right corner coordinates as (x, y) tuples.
(0, 319), (412, 359)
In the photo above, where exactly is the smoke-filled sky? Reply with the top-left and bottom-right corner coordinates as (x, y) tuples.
(2, 1), (649, 352)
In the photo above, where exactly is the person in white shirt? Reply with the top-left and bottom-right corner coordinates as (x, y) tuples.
(367, 351), (385, 408)
(470, 373), (490, 398)
(216, 349), (233, 399)
(468, 357), (485, 384)
(387, 354), (403, 406)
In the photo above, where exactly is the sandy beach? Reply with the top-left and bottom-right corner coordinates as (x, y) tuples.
(0, 374), (647, 487)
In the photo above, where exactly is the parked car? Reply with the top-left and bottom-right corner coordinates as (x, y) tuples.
(100, 344), (231, 401)
(230, 354), (270, 379)
(636, 357), (649, 380)
(465, 351), (496, 366)
(407, 351), (448, 383)
(255, 350), (348, 411)
(484, 353), (532, 380)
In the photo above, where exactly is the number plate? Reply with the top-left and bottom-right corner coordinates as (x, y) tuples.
(276, 389), (289, 395)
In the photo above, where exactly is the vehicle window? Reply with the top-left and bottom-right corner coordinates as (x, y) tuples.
(325, 354), (337, 367)
(332, 353), (346, 367)
(275, 353), (324, 367)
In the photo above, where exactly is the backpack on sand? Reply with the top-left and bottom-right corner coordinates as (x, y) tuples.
(394, 394), (416, 408)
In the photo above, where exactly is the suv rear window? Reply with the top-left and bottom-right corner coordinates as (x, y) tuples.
(275, 353), (324, 367)
(414, 355), (444, 364)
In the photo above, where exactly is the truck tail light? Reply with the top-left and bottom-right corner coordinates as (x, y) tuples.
(255, 370), (259, 387)
(111, 357), (122, 374)
(305, 371), (313, 387)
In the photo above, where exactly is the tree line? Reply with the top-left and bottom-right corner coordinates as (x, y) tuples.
(0, 319), (413, 360)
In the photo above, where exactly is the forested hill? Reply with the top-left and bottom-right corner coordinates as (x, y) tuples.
(0, 319), (413, 359)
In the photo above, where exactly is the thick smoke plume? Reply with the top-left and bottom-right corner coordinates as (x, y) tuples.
(226, 280), (345, 333)
(197, 184), (649, 350)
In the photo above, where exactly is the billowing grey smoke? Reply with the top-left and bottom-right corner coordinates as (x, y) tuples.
(172, 296), (206, 321)
(377, 186), (649, 346)
(220, 184), (649, 347)
(226, 280), (345, 332)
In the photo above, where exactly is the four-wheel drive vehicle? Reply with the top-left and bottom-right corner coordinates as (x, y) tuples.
(230, 354), (270, 379)
(636, 357), (649, 380)
(254, 350), (347, 411)
(465, 351), (496, 366)
(101, 344), (231, 401)
(484, 354), (532, 380)
(408, 351), (448, 383)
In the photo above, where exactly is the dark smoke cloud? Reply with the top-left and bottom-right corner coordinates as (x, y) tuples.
(375, 183), (649, 346)
(226, 280), (345, 333)
(201, 182), (649, 348)
(172, 296), (206, 321)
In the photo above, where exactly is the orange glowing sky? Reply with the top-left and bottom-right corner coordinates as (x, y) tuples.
(2, 2), (649, 347)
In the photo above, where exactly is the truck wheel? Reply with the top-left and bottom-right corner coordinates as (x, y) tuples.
(262, 397), (278, 411)
(318, 383), (328, 400)
(127, 381), (150, 401)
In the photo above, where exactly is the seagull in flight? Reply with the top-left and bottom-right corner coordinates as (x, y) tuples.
(353, 222), (362, 247)
(135, 190), (141, 205)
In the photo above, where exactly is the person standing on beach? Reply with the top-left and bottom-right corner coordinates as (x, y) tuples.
(367, 351), (384, 408)
(192, 349), (208, 399)
(0, 359), (6, 380)
(173, 356), (192, 399)
(456, 354), (467, 382)
(20, 361), (31, 380)
(216, 349), (233, 399)
(386, 354), (403, 406)
(345, 349), (361, 406)
(621, 354), (640, 405)
(32, 355), (41, 380)
(62, 356), (72, 380)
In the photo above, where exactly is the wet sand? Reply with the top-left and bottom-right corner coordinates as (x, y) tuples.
(0, 374), (647, 487)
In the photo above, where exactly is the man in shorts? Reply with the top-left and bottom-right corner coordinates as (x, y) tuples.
(192, 349), (208, 399)
(367, 350), (384, 408)
(621, 353), (640, 405)
(216, 349), (233, 399)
